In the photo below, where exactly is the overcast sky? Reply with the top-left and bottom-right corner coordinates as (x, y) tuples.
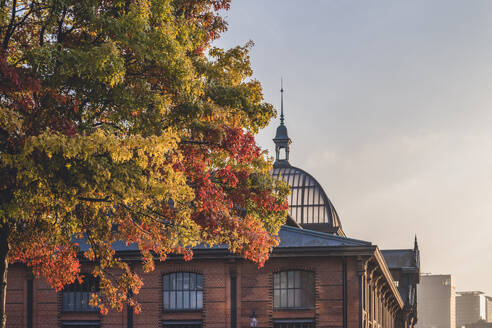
(214, 0), (492, 295)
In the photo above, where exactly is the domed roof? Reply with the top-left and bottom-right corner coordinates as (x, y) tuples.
(272, 165), (345, 236)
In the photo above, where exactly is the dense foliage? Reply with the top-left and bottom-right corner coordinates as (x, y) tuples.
(0, 0), (288, 321)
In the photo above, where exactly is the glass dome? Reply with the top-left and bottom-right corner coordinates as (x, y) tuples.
(272, 165), (344, 236)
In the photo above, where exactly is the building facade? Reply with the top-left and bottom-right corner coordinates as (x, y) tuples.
(6, 90), (419, 328)
(486, 297), (492, 323)
(417, 274), (456, 328)
(456, 291), (487, 327)
(7, 229), (415, 328)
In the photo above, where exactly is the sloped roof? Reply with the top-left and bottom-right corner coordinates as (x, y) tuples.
(277, 225), (369, 247)
(381, 249), (417, 269)
(76, 225), (370, 253)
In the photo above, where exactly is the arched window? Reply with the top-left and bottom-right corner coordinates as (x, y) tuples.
(62, 275), (99, 312)
(273, 270), (314, 309)
(163, 272), (203, 311)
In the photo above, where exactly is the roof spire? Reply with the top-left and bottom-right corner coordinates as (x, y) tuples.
(280, 77), (285, 125)
(273, 77), (291, 167)
(414, 234), (420, 268)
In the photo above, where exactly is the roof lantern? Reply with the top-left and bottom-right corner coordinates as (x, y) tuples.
(273, 78), (292, 167)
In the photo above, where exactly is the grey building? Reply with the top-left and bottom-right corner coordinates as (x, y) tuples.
(456, 291), (487, 327)
(486, 297), (492, 323)
(417, 274), (456, 328)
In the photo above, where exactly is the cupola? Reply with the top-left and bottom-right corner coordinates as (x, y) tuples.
(273, 80), (292, 167)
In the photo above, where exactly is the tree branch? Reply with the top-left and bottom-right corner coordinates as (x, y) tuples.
(2, 0), (17, 50)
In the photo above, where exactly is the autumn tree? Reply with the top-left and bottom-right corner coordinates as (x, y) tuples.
(0, 0), (288, 325)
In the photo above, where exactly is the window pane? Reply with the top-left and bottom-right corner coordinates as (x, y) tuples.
(197, 291), (203, 309)
(280, 272), (287, 289)
(190, 291), (196, 309)
(177, 291), (183, 309)
(294, 289), (302, 308)
(177, 273), (183, 291)
(67, 293), (73, 311)
(274, 289), (280, 308)
(83, 292), (88, 310)
(75, 292), (81, 311)
(183, 291), (190, 309)
(288, 271), (294, 288)
(170, 291), (176, 309)
(164, 275), (170, 290)
(183, 273), (190, 290)
(288, 289), (294, 307)
(196, 274), (203, 290)
(170, 273), (176, 290)
(281, 289), (287, 308)
(274, 273), (280, 289)
(190, 273), (196, 290)
(295, 271), (301, 288)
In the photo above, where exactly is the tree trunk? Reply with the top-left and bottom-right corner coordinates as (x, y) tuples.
(0, 224), (9, 328)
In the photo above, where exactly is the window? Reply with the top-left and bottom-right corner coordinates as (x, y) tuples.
(163, 321), (202, 328)
(278, 147), (287, 160)
(273, 270), (314, 309)
(163, 272), (203, 311)
(273, 319), (315, 328)
(62, 276), (99, 312)
(61, 321), (100, 328)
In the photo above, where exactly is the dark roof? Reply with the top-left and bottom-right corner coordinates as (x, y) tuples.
(277, 225), (369, 247)
(76, 225), (369, 253)
(381, 249), (418, 269)
(272, 165), (344, 235)
(273, 124), (290, 142)
(76, 239), (139, 252)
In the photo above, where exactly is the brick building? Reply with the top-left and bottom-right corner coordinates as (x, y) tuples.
(5, 90), (420, 328)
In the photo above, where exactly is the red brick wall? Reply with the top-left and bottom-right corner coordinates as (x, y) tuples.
(5, 256), (372, 328)
(5, 265), (25, 328)
(240, 256), (350, 328)
(346, 258), (361, 328)
(34, 278), (59, 328)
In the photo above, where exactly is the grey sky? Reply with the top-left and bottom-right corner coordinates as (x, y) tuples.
(214, 1), (492, 295)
